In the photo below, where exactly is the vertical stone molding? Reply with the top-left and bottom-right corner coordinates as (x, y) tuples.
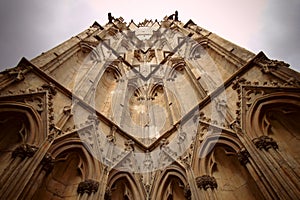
(12, 144), (38, 159)
(77, 179), (99, 195)
(195, 175), (218, 190)
(184, 184), (192, 200)
(237, 148), (250, 165)
(252, 136), (278, 151)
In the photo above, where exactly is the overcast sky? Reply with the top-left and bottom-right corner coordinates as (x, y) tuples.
(0, 0), (299, 71)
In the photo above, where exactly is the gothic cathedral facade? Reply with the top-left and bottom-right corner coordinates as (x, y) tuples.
(0, 13), (299, 199)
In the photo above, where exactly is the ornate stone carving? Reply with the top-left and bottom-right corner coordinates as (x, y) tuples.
(77, 179), (99, 195)
(63, 105), (72, 115)
(49, 125), (62, 138)
(237, 148), (250, 165)
(87, 114), (100, 125)
(41, 153), (54, 174)
(124, 139), (135, 151)
(138, 19), (153, 27)
(254, 54), (289, 74)
(106, 134), (116, 143)
(12, 144), (38, 159)
(143, 151), (153, 170)
(184, 184), (191, 200)
(232, 76), (247, 90)
(195, 175), (217, 190)
(7, 68), (25, 81)
(41, 83), (56, 95)
(106, 126), (117, 143)
(160, 138), (169, 149)
(104, 187), (112, 200)
(177, 131), (187, 144)
(253, 135), (278, 151)
(24, 96), (44, 113)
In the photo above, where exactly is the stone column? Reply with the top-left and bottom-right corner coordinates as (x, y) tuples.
(113, 78), (128, 126)
(0, 133), (55, 199)
(185, 165), (203, 200)
(95, 166), (110, 200)
(237, 148), (274, 200)
(0, 144), (36, 187)
(252, 135), (300, 199)
(238, 133), (291, 199)
(18, 152), (55, 199)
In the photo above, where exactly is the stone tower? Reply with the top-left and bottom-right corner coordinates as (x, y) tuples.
(0, 12), (299, 199)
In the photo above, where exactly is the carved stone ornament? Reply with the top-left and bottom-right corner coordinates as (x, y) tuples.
(160, 138), (169, 149)
(255, 55), (289, 74)
(7, 68), (25, 81)
(87, 114), (99, 125)
(12, 144), (38, 159)
(124, 139), (135, 151)
(41, 153), (55, 174)
(253, 135), (278, 151)
(143, 151), (153, 170)
(184, 184), (192, 200)
(195, 175), (218, 190)
(106, 134), (116, 143)
(77, 179), (99, 195)
(232, 76), (247, 90)
(104, 187), (112, 200)
(237, 148), (250, 165)
(41, 83), (57, 95)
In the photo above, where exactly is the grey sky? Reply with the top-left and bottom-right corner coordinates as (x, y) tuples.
(0, 0), (299, 71)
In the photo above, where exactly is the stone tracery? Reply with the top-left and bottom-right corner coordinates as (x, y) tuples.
(0, 12), (299, 200)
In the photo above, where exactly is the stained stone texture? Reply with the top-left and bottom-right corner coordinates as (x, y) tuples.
(0, 12), (299, 200)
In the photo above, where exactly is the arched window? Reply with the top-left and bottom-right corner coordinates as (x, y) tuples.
(107, 171), (144, 200)
(197, 135), (264, 199)
(0, 103), (42, 176)
(151, 165), (188, 200)
(32, 136), (101, 200)
(246, 93), (300, 167)
(33, 150), (84, 199)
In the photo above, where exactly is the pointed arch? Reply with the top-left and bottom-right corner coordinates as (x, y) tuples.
(196, 132), (264, 199)
(49, 133), (101, 180)
(107, 170), (145, 200)
(0, 102), (44, 145)
(127, 81), (145, 100)
(246, 91), (300, 165)
(0, 102), (45, 177)
(167, 58), (186, 80)
(246, 92), (300, 138)
(95, 62), (123, 116)
(105, 61), (123, 80)
(80, 42), (96, 53)
(32, 133), (101, 199)
(151, 164), (188, 200)
(189, 43), (205, 59)
(148, 82), (164, 100)
(166, 58), (200, 114)
(197, 132), (242, 175)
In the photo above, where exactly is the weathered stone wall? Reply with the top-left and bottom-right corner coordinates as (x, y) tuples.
(0, 13), (299, 200)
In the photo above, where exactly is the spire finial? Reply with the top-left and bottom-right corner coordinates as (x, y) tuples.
(108, 12), (113, 23)
(175, 10), (178, 21)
